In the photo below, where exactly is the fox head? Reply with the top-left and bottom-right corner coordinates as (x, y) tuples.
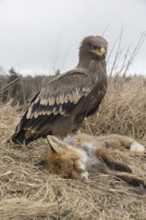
(38, 136), (89, 182)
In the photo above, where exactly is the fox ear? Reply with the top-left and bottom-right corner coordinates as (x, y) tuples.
(47, 135), (69, 154)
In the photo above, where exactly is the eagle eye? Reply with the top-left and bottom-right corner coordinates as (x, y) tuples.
(91, 45), (100, 50)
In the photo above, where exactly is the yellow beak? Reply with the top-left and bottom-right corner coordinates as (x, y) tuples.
(91, 47), (106, 56)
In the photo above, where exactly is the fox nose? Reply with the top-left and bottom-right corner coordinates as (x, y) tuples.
(81, 171), (89, 183)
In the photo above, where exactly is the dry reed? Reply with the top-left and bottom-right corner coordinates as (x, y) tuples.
(0, 76), (146, 219)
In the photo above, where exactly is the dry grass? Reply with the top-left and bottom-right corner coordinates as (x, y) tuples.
(82, 76), (146, 141)
(0, 76), (146, 220)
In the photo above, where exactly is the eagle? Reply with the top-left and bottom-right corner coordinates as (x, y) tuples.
(10, 35), (108, 145)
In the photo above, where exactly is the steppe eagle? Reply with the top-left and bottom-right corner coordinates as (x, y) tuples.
(11, 35), (108, 144)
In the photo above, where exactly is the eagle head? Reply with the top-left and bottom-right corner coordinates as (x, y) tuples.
(79, 35), (108, 61)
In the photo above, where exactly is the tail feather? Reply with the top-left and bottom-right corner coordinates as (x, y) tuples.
(11, 130), (26, 145)
(11, 130), (44, 145)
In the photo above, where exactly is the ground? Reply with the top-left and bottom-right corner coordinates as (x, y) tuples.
(0, 103), (146, 220)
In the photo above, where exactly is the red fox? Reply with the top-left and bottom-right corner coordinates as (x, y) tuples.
(36, 133), (146, 187)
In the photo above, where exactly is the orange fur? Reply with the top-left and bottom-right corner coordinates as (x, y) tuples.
(37, 134), (146, 187)
(44, 148), (85, 180)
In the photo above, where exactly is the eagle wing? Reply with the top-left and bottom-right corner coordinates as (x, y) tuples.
(16, 68), (94, 134)
(27, 68), (93, 119)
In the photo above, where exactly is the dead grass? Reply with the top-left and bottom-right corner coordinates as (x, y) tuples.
(0, 76), (146, 220)
(82, 76), (146, 141)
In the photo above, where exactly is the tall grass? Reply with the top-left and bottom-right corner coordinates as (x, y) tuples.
(0, 33), (146, 140)
(82, 75), (146, 140)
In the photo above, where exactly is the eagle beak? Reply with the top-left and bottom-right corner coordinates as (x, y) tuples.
(91, 47), (106, 56)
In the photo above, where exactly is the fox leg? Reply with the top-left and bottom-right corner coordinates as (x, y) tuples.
(95, 148), (132, 173)
(125, 151), (146, 158)
(104, 167), (146, 187)
(111, 171), (146, 187)
(97, 135), (145, 154)
(104, 139), (146, 157)
(95, 148), (146, 187)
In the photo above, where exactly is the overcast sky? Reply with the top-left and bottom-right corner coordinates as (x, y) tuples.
(0, 0), (146, 75)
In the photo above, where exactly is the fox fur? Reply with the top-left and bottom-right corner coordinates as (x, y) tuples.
(36, 133), (146, 187)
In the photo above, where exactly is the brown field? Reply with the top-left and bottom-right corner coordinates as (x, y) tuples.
(0, 76), (146, 220)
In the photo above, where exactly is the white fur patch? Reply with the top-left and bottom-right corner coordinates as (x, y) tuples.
(77, 148), (89, 165)
(130, 141), (145, 152)
(81, 171), (89, 182)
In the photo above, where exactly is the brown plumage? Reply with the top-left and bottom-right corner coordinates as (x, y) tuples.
(11, 35), (108, 145)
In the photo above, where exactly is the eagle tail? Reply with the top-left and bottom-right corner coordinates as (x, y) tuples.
(10, 110), (40, 145)
(11, 130), (27, 145)
(10, 125), (49, 145)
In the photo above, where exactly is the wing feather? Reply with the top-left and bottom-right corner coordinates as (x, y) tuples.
(26, 68), (93, 121)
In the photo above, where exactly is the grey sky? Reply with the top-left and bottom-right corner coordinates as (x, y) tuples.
(0, 0), (146, 75)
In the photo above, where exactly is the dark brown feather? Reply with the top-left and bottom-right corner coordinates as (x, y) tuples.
(11, 35), (108, 144)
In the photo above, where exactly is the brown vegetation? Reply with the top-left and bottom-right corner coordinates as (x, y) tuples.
(0, 68), (54, 107)
(0, 75), (146, 219)
(82, 75), (146, 140)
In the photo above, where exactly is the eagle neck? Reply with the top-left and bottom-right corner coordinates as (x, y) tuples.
(77, 57), (106, 77)
(77, 55), (93, 69)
